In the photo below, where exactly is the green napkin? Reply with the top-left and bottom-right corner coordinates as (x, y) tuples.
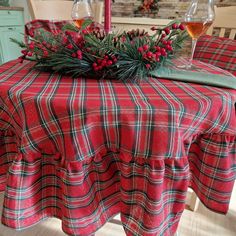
(150, 58), (236, 89)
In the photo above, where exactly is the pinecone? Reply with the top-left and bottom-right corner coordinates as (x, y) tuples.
(91, 28), (106, 40)
(126, 29), (149, 40)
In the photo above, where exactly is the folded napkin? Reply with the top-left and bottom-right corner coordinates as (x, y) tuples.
(150, 57), (236, 89)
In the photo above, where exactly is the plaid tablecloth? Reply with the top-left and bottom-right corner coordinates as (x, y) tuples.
(0, 60), (236, 236)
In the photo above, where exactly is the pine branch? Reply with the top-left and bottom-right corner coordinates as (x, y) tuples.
(10, 38), (26, 48)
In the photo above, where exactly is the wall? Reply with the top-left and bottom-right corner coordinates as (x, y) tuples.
(9, 0), (236, 23)
(112, 0), (236, 18)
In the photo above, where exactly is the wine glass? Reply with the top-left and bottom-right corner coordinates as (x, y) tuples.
(182, 0), (215, 69)
(71, 0), (94, 28)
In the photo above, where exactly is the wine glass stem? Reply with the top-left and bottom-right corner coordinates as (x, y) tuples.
(189, 38), (197, 67)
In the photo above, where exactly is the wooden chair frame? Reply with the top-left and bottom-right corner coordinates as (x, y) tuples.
(27, 0), (103, 23)
(207, 6), (236, 39)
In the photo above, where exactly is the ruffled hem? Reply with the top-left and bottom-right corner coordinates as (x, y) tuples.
(0, 131), (235, 235)
(0, 147), (189, 236)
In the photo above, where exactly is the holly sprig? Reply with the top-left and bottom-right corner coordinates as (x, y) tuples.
(12, 19), (188, 82)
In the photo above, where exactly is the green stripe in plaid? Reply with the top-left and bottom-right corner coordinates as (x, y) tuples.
(194, 35), (236, 76)
(0, 60), (236, 236)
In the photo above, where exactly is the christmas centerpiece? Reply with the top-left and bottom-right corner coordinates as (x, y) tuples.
(13, 19), (188, 82)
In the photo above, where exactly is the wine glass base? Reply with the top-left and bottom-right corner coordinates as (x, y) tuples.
(176, 64), (193, 70)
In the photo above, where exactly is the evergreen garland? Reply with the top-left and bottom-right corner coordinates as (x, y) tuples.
(13, 19), (188, 82)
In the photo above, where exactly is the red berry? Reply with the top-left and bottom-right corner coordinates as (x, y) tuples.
(179, 24), (185, 30)
(72, 53), (76, 57)
(142, 45), (149, 51)
(62, 37), (68, 45)
(146, 51), (153, 58)
(29, 42), (35, 50)
(21, 49), (28, 55)
(43, 50), (48, 57)
(162, 40), (168, 45)
(27, 51), (33, 57)
(138, 47), (143, 53)
(101, 60), (107, 67)
(164, 28), (170, 35)
(65, 31), (70, 36)
(161, 48), (166, 53)
(18, 56), (24, 63)
(145, 64), (151, 69)
(172, 23), (178, 29)
(76, 34), (83, 43)
(93, 62), (98, 68)
(106, 60), (113, 66)
(165, 45), (173, 51)
(161, 48), (167, 56)
(66, 44), (73, 49)
(155, 46), (161, 52)
(77, 50), (82, 59)
(161, 33), (166, 38)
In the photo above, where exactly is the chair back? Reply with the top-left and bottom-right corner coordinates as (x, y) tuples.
(207, 6), (236, 39)
(27, 0), (103, 23)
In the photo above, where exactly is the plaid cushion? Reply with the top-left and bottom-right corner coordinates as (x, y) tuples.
(25, 19), (70, 37)
(194, 35), (236, 76)
(25, 19), (103, 37)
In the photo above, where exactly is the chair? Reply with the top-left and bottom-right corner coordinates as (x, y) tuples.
(27, 0), (104, 24)
(194, 5), (236, 76)
(207, 6), (236, 39)
(110, 17), (172, 34)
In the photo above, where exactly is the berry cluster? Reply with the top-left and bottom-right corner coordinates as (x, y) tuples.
(71, 50), (83, 60)
(92, 55), (118, 71)
(19, 37), (59, 62)
(134, 23), (185, 69)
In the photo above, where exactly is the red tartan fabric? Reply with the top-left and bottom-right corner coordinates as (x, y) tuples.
(194, 35), (236, 76)
(0, 60), (236, 236)
(25, 19), (70, 36)
(24, 19), (103, 44)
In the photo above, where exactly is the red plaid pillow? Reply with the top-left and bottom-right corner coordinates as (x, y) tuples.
(25, 19), (70, 37)
(194, 35), (236, 76)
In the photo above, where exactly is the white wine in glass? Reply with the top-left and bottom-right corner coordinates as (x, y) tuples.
(182, 0), (215, 68)
(71, 0), (94, 28)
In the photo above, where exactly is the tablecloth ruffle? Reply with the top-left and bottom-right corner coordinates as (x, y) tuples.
(0, 130), (235, 236)
(188, 133), (236, 213)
